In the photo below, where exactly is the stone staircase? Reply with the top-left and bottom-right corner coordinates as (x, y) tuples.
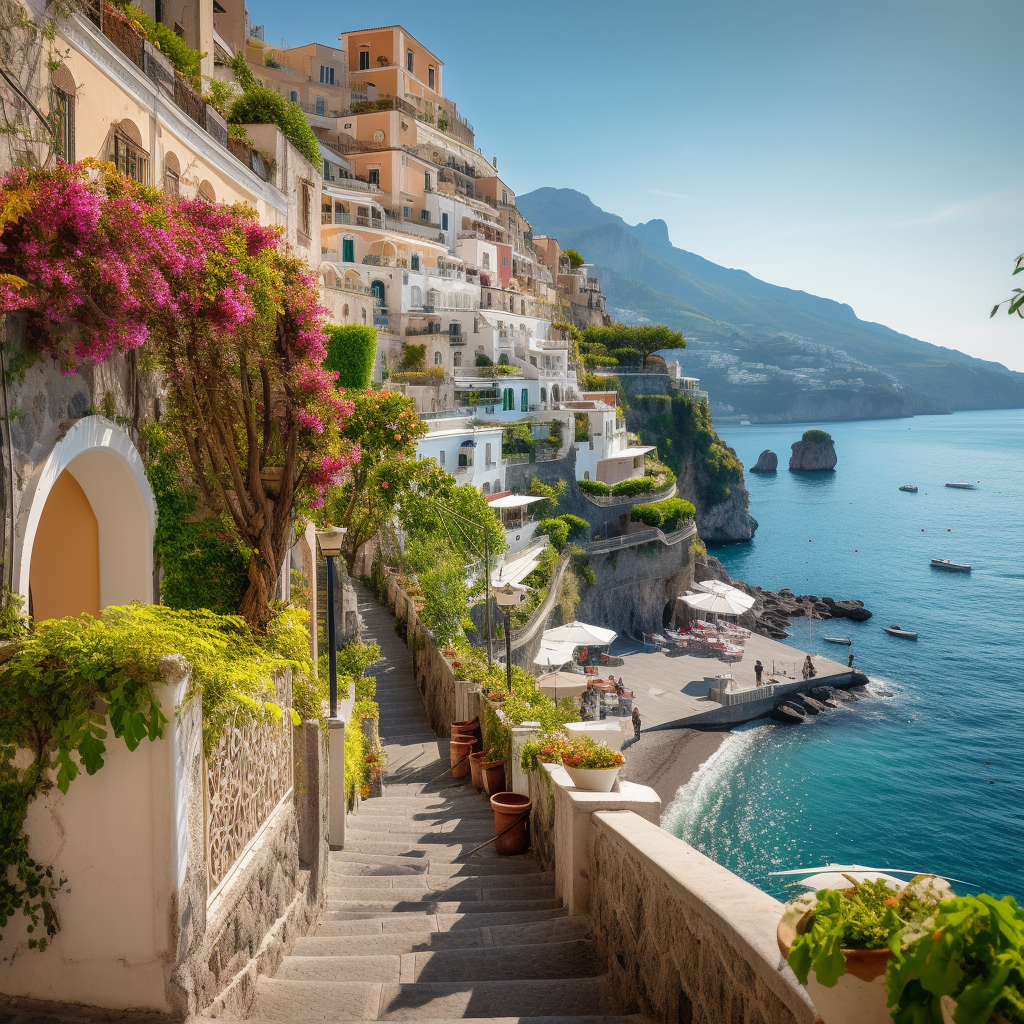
(243, 583), (642, 1024)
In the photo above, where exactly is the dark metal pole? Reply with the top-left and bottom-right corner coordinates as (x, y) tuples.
(504, 607), (513, 692)
(484, 529), (492, 667)
(327, 553), (338, 718)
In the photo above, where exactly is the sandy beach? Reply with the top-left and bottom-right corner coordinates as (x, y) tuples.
(618, 727), (727, 807)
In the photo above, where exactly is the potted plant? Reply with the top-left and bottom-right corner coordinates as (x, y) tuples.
(469, 749), (488, 790)
(480, 747), (505, 795)
(560, 735), (625, 792)
(779, 875), (1023, 1024)
(520, 732), (570, 773)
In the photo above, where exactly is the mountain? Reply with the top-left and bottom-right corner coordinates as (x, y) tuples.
(518, 188), (1024, 422)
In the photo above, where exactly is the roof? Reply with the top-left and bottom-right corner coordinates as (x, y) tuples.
(338, 25), (444, 66)
(488, 494), (545, 509)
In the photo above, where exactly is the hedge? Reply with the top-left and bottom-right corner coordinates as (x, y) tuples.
(537, 518), (568, 551)
(578, 479), (610, 496)
(324, 324), (377, 389)
(559, 514), (590, 541)
(630, 497), (696, 531)
(610, 477), (656, 497)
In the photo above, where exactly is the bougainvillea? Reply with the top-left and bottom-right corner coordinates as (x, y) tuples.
(0, 162), (357, 629)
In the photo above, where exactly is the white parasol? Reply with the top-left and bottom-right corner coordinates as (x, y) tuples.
(542, 621), (617, 646)
(534, 640), (578, 669)
(681, 590), (755, 617)
(535, 670), (589, 699)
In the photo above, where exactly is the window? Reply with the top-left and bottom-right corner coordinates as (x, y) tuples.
(198, 180), (215, 202)
(453, 352), (461, 367)
(502, 256), (509, 266)
(358, 49), (370, 70)
(323, 159), (330, 179)
(434, 351), (442, 365)
(290, 90), (299, 103)
(112, 129), (149, 183)
(410, 253), (421, 271)
(53, 87), (75, 163)
(368, 168), (380, 185)
(439, 450), (445, 466)
(163, 153), (180, 195)
(371, 280), (386, 306)
(342, 236), (355, 262)
(342, 303), (349, 318)
(407, 49), (414, 72)
(428, 66), (435, 89)
(402, 205), (412, 218)
(584, 471), (590, 481)
(424, 172), (431, 190)
(410, 285), (422, 305)
(420, 209), (430, 222)
(482, 252), (490, 269)
(441, 212), (449, 231)
(520, 389), (528, 413)
(502, 190), (508, 204)
(540, 387), (547, 404)
(520, 300), (525, 314)
(486, 293), (492, 308)
(502, 388), (514, 412)
(315, 97), (325, 115)
(300, 182), (312, 237)
(485, 442), (492, 465)
(319, 65), (334, 85)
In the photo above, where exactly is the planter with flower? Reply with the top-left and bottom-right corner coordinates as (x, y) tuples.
(559, 735), (625, 792)
(779, 874), (1023, 1024)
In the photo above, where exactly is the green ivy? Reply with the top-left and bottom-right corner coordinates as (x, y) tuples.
(111, 2), (202, 85)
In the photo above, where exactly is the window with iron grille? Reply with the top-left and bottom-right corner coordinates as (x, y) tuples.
(112, 131), (149, 183)
(53, 88), (75, 163)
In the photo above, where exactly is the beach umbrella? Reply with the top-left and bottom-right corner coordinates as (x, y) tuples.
(681, 590), (755, 617)
(534, 639), (578, 669)
(543, 621), (617, 646)
(535, 670), (589, 699)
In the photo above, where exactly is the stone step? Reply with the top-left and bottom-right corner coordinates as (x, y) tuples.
(314, 909), (568, 937)
(329, 853), (545, 877)
(339, 838), (504, 861)
(324, 897), (562, 919)
(344, 826), (496, 841)
(295, 917), (589, 957)
(347, 815), (494, 830)
(276, 938), (598, 983)
(325, 884), (556, 903)
(326, 871), (553, 892)
(252, 976), (609, 1021)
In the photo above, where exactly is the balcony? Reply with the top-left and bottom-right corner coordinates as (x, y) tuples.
(322, 211), (353, 225)
(296, 100), (346, 119)
(363, 255), (408, 268)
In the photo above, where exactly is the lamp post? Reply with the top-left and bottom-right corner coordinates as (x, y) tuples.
(494, 581), (528, 693)
(315, 526), (347, 719)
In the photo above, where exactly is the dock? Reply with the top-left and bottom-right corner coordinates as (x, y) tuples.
(605, 631), (864, 731)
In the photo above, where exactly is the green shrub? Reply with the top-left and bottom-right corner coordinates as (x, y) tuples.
(114, 3), (201, 84)
(578, 479), (610, 496)
(528, 477), (565, 517)
(387, 367), (445, 385)
(568, 545), (596, 586)
(610, 477), (656, 497)
(574, 413), (590, 442)
(559, 514), (590, 541)
(476, 353), (493, 367)
(538, 517), (569, 551)
(323, 324), (377, 389)
(401, 343), (426, 371)
(630, 497), (696, 531)
(563, 248), (585, 269)
(610, 347), (641, 365)
(802, 429), (832, 443)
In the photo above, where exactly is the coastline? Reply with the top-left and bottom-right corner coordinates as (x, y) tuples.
(618, 728), (727, 807)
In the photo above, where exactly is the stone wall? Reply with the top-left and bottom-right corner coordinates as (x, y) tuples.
(587, 811), (815, 1024)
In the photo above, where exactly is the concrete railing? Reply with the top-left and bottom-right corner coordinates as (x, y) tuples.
(587, 519), (696, 555)
(581, 481), (676, 508)
(507, 550), (571, 651)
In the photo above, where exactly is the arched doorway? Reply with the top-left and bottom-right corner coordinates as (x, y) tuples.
(17, 417), (156, 621)
(371, 280), (386, 306)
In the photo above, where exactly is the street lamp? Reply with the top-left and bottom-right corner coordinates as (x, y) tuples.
(494, 581), (529, 693)
(316, 526), (347, 719)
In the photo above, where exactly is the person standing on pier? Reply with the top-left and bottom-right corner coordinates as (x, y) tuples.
(754, 660), (764, 686)
(848, 652), (854, 669)
(631, 705), (642, 741)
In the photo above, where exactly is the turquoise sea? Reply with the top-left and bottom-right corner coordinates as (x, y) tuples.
(663, 408), (1024, 901)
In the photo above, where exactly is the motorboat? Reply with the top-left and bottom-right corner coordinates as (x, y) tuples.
(823, 636), (852, 645)
(770, 704), (805, 724)
(945, 482), (976, 489)
(884, 624), (918, 640)
(931, 558), (972, 573)
(899, 485), (918, 493)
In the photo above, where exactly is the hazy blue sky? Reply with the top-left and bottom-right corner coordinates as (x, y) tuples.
(248, 0), (1023, 370)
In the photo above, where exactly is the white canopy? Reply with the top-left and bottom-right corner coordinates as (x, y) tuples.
(535, 670), (589, 699)
(542, 621), (617, 646)
(697, 580), (753, 600)
(534, 640), (578, 669)
(491, 554), (541, 588)
(488, 494), (546, 509)
(681, 590), (755, 616)
(604, 445), (656, 460)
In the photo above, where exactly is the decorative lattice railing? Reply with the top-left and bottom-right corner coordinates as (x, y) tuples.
(204, 672), (293, 898)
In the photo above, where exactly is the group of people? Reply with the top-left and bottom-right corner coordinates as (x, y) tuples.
(753, 650), (853, 686)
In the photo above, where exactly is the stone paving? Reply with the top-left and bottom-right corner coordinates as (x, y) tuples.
(243, 583), (648, 1024)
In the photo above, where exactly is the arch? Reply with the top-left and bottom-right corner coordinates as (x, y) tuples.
(289, 90), (299, 103)
(370, 280), (386, 306)
(163, 151), (181, 195)
(117, 117), (143, 146)
(584, 471), (590, 481)
(481, 482), (491, 495)
(342, 303), (349, 318)
(198, 179), (216, 202)
(410, 285), (422, 306)
(433, 350), (442, 365)
(16, 417), (156, 617)
(51, 62), (77, 94)
(453, 351), (462, 367)
(540, 387), (547, 404)
(552, 384), (560, 403)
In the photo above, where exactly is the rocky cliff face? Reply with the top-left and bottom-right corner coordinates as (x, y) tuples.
(750, 450), (778, 473)
(789, 436), (837, 471)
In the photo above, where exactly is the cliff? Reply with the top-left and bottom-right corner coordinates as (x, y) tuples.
(789, 431), (837, 471)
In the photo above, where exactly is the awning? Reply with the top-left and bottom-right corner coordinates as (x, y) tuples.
(534, 640), (578, 669)
(488, 494), (545, 509)
(491, 554), (541, 587)
(603, 445), (656, 460)
(543, 621), (617, 646)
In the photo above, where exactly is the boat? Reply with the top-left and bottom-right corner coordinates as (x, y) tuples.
(770, 704), (805, 724)
(931, 558), (972, 573)
(740, 420), (751, 425)
(899, 485), (918, 493)
(883, 624), (918, 640)
(823, 636), (852, 645)
(945, 482), (975, 489)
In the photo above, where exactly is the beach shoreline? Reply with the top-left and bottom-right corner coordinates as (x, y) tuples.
(618, 727), (728, 808)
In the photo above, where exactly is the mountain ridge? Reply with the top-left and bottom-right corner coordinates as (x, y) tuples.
(519, 187), (1023, 421)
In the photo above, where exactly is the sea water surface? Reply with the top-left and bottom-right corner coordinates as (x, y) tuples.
(663, 408), (1024, 900)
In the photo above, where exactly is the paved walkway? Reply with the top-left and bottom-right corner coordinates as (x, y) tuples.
(245, 583), (644, 1024)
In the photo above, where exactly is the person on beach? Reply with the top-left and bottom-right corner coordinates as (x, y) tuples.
(754, 660), (764, 686)
(631, 706), (641, 741)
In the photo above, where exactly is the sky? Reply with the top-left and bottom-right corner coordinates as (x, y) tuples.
(247, 0), (1024, 371)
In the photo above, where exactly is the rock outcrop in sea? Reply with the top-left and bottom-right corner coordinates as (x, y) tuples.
(750, 449), (778, 473)
(789, 430), (837, 472)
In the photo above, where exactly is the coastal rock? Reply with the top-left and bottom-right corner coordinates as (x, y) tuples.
(697, 488), (758, 544)
(789, 430), (837, 472)
(750, 449), (778, 473)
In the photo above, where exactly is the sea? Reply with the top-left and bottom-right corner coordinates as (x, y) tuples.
(663, 408), (1024, 902)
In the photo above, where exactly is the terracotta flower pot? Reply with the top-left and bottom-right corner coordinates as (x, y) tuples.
(564, 765), (622, 792)
(490, 791), (531, 855)
(777, 916), (892, 1024)
(451, 717), (482, 746)
(469, 750), (487, 791)
(449, 736), (475, 779)
(481, 758), (506, 795)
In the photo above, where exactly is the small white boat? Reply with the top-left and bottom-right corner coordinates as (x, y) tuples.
(884, 624), (918, 640)
(945, 482), (975, 489)
(931, 558), (972, 574)
(740, 420), (751, 425)
(823, 636), (852, 645)
(899, 485), (918, 493)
